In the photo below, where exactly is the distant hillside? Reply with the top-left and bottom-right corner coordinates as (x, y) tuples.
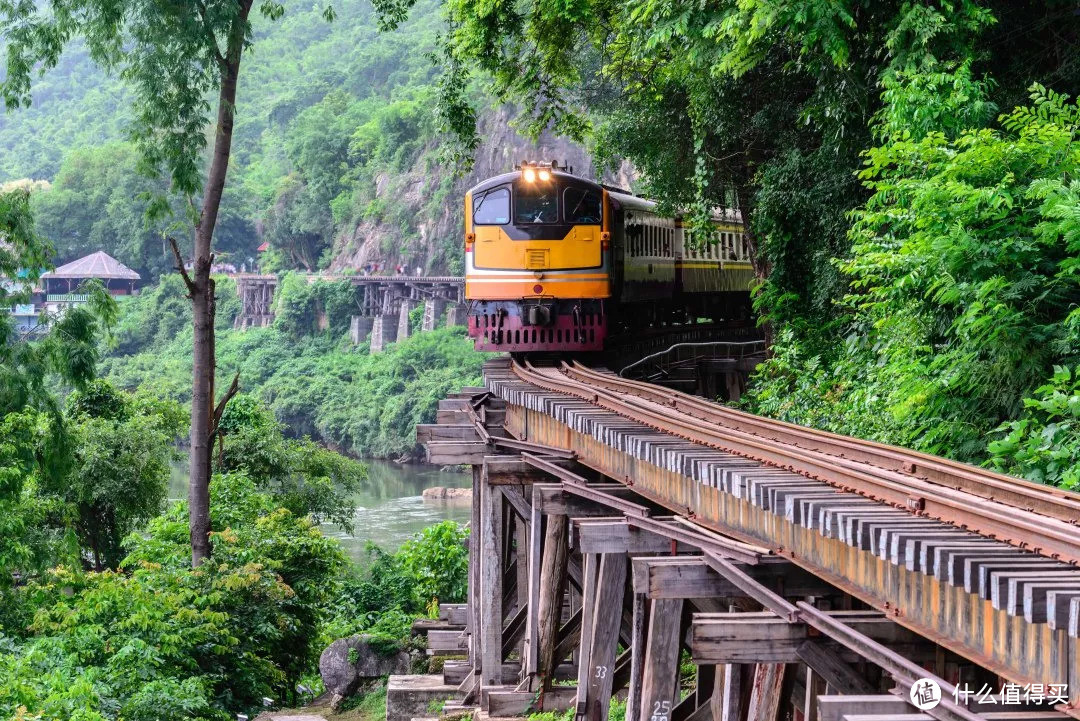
(1, 0), (622, 278)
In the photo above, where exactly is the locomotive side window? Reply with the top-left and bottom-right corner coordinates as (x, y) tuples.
(564, 187), (602, 224)
(474, 187), (510, 225)
(515, 183), (559, 224)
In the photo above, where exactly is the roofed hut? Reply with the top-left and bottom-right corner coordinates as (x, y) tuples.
(40, 251), (140, 297)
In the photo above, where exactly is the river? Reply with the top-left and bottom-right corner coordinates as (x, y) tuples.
(168, 459), (471, 563)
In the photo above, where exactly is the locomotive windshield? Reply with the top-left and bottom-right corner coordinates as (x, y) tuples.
(514, 181), (559, 224)
(564, 187), (602, 224)
(473, 187), (510, 224)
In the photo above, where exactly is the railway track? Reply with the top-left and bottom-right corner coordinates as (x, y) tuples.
(509, 359), (1080, 566)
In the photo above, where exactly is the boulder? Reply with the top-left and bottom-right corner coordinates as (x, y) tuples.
(421, 487), (472, 503)
(319, 635), (412, 699)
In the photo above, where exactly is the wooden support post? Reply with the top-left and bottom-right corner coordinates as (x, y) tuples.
(523, 495), (543, 684)
(576, 554), (600, 704)
(637, 598), (684, 721)
(694, 664), (715, 713)
(746, 664), (787, 721)
(516, 513), (530, 612)
(469, 466), (482, 674)
(803, 666), (827, 721)
(627, 591), (649, 721)
(480, 475), (505, 686)
(538, 513), (570, 690)
(579, 553), (628, 721)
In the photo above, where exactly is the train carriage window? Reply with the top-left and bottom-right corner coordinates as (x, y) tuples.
(564, 187), (602, 224)
(474, 187), (510, 225)
(515, 182), (559, 224)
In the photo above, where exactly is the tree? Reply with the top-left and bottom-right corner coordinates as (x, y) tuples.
(42, 382), (187, 570)
(1, 0), (334, 565)
(0, 189), (116, 595)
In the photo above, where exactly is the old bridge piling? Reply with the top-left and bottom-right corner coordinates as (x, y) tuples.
(409, 357), (1080, 721)
(233, 273), (465, 349)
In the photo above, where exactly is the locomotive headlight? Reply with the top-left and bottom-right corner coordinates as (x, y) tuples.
(523, 167), (537, 182)
(538, 169), (551, 181)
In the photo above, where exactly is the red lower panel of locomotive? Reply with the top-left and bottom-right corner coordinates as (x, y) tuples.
(468, 299), (607, 352)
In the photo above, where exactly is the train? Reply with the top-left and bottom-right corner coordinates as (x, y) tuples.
(464, 161), (755, 353)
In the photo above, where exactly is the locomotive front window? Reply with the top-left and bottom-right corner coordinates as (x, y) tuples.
(564, 187), (602, 224)
(514, 182), (559, 224)
(474, 187), (510, 225)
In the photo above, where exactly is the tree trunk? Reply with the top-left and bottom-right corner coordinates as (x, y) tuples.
(187, 13), (249, 567)
(734, 182), (773, 350)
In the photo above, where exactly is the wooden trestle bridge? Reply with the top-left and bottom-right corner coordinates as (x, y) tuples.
(416, 358), (1080, 721)
(233, 273), (465, 350)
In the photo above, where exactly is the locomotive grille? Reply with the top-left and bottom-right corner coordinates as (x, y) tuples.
(525, 249), (549, 270)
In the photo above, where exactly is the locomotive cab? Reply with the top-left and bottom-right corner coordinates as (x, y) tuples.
(465, 163), (611, 352)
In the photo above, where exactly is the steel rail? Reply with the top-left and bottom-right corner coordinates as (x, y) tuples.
(511, 361), (1080, 564)
(794, 602), (982, 721)
(520, 452), (652, 518)
(566, 361), (1080, 524)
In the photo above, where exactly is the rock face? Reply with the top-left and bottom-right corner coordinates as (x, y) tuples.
(319, 635), (412, 701)
(327, 104), (635, 276)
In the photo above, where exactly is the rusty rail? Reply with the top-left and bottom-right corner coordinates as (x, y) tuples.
(511, 361), (1080, 565)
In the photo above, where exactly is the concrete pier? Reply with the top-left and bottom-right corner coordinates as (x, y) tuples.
(398, 300), (414, 342)
(350, 315), (374, 344)
(446, 304), (467, 327)
(423, 298), (447, 332)
(370, 314), (399, 352)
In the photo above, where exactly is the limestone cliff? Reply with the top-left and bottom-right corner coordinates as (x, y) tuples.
(327, 107), (633, 275)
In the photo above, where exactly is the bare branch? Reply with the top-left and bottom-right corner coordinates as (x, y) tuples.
(209, 371), (241, 437)
(168, 236), (197, 294)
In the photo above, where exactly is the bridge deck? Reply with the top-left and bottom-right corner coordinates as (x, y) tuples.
(415, 359), (1080, 721)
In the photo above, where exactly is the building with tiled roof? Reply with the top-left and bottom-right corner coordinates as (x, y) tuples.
(40, 251), (140, 296)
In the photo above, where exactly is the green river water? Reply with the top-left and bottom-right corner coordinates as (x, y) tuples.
(168, 459), (471, 563)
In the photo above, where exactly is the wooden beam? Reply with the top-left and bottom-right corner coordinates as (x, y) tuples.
(523, 494), (543, 683)
(632, 556), (834, 599)
(579, 553), (628, 721)
(691, 611), (923, 665)
(486, 687), (579, 715)
(817, 696), (914, 721)
(469, 466), (482, 671)
(745, 664), (787, 721)
(534, 483), (644, 516)
(796, 640), (874, 695)
(626, 591), (648, 721)
(576, 553), (600, 708)
(575, 519), (693, 554)
(426, 440), (488, 465)
(502, 603), (529, 659)
(711, 664), (746, 721)
(803, 665), (827, 721)
(427, 629), (469, 653)
(417, 424), (480, 442)
(637, 598), (684, 721)
(484, 455), (575, 485)
(439, 603), (468, 626)
(553, 607), (584, 667)
(500, 484), (533, 521)
(538, 513), (570, 690)
(480, 478), (504, 685)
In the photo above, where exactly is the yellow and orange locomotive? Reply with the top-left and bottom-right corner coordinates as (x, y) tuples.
(465, 162), (754, 353)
